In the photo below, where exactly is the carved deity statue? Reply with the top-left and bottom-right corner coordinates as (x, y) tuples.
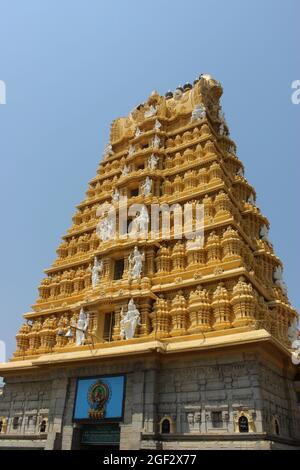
(288, 317), (299, 343)
(154, 119), (161, 131)
(144, 104), (157, 118)
(128, 246), (145, 279)
(121, 165), (130, 177)
(135, 127), (142, 137)
(141, 176), (152, 196)
(103, 144), (114, 158)
(173, 88), (183, 100)
(131, 206), (149, 236)
(152, 135), (161, 149)
(191, 104), (206, 121)
(247, 194), (255, 205)
(91, 257), (103, 288)
(259, 225), (270, 243)
(148, 153), (159, 170)
(75, 308), (89, 346)
(97, 214), (115, 241)
(112, 188), (120, 203)
(128, 144), (135, 156)
(120, 299), (141, 340)
(273, 266), (288, 295)
(219, 123), (225, 135)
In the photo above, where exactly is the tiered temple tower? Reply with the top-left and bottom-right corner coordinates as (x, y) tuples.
(0, 74), (299, 450)
(13, 74), (297, 356)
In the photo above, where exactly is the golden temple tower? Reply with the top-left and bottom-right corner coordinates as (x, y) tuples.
(13, 74), (298, 356)
(0, 74), (299, 450)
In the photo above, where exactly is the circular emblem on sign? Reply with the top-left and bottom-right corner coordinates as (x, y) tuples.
(88, 380), (111, 420)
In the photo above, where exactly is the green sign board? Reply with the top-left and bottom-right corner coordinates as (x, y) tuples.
(81, 424), (120, 445)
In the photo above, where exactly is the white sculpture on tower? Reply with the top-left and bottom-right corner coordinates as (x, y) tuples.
(236, 167), (244, 177)
(135, 127), (142, 137)
(154, 119), (161, 131)
(259, 225), (270, 243)
(75, 308), (89, 346)
(103, 144), (114, 159)
(128, 144), (135, 156)
(112, 188), (120, 203)
(174, 88), (183, 100)
(148, 153), (159, 170)
(121, 164), (130, 177)
(120, 299), (141, 340)
(144, 104), (157, 118)
(219, 123), (225, 135)
(191, 104), (206, 121)
(91, 257), (103, 288)
(152, 135), (161, 149)
(97, 215), (114, 241)
(131, 206), (149, 236)
(128, 246), (145, 279)
(141, 176), (152, 196)
(288, 317), (299, 343)
(273, 266), (288, 295)
(247, 194), (255, 205)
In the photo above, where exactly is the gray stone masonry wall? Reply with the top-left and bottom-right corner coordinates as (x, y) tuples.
(0, 350), (299, 450)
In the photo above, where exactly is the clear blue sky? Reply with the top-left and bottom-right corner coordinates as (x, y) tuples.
(0, 0), (299, 360)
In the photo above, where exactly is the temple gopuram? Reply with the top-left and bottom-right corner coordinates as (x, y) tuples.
(0, 74), (299, 450)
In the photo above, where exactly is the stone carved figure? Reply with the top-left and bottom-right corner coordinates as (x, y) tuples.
(120, 299), (141, 340)
(135, 127), (142, 137)
(141, 176), (152, 196)
(259, 225), (270, 242)
(273, 266), (288, 295)
(191, 104), (206, 121)
(97, 215), (114, 241)
(154, 119), (161, 131)
(128, 144), (135, 156)
(288, 317), (299, 343)
(75, 308), (89, 346)
(112, 188), (120, 203)
(152, 135), (161, 149)
(148, 153), (159, 170)
(128, 246), (145, 279)
(144, 104), (157, 118)
(121, 165), (130, 177)
(103, 144), (114, 158)
(219, 123), (225, 135)
(174, 88), (183, 100)
(91, 257), (103, 288)
(247, 194), (255, 205)
(131, 206), (149, 236)
(236, 167), (244, 177)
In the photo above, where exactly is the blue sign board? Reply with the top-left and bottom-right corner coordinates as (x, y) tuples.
(73, 374), (125, 422)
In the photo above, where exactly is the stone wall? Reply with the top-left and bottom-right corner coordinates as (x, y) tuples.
(0, 350), (299, 450)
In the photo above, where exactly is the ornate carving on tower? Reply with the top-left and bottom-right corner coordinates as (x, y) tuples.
(221, 226), (242, 261)
(170, 291), (188, 337)
(212, 283), (232, 330)
(231, 277), (257, 327)
(188, 286), (211, 333)
(12, 74), (298, 360)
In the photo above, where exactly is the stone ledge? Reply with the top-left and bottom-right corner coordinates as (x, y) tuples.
(0, 329), (291, 375)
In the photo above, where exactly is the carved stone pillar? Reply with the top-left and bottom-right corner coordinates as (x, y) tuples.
(138, 298), (152, 337)
(145, 247), (155, 277)
(149, 297), (170, 338)
(231, 277), (257, 327)
(170, 291), (188, 336)
(212, 283), (232, 330)
(112, 303), (126, 341)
